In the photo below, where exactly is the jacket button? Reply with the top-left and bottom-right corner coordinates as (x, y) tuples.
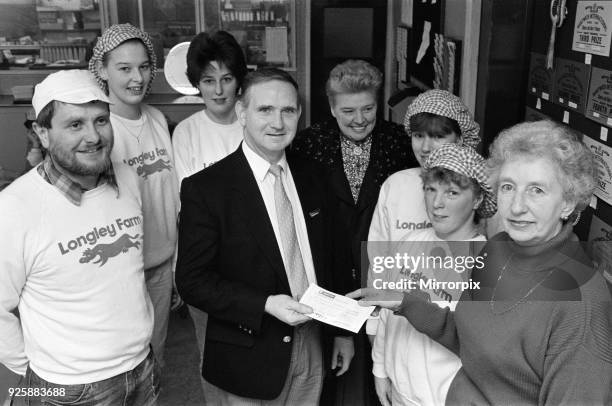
(282, 335), (292, 343)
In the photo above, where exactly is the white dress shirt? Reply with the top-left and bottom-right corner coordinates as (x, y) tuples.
(242, 142), (317, 286)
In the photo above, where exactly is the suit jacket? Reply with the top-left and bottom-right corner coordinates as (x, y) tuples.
(176, 146), (340, 399)
(292, 119), (418, 290)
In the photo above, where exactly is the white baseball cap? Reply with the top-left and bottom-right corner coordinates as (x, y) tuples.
(32, 70), (112, 117)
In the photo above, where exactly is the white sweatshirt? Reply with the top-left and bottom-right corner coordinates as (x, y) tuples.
(366, 168), (432, 334)
(372, 228), (486, 406)
(110, 105), (179, 269)
(0, 169), (153, 384)
(172, 109), (243, 183)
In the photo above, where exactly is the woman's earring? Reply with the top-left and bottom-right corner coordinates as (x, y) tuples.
(572, 211), (581, 226)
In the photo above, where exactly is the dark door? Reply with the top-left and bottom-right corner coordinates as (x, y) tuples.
(310, 0), (387, 124)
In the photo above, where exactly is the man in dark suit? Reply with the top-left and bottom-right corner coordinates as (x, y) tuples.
(176, 68), (354, 404)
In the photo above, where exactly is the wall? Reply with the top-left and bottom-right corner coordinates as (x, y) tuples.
(385, 0), (481, 112)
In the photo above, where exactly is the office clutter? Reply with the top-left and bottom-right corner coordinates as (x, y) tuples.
(526, 0), (612, 284)
(396, 0), (461, 95)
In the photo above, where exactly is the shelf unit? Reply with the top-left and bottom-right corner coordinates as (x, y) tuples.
(218, 0), (296, 69)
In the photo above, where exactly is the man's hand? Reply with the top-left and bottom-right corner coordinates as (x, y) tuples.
(264, 294), (312, 326)
(170, 278), (184, 311)
(331, 336), (354, 376)
(374, 376), (393, 406)
(346, 288), (404, 311)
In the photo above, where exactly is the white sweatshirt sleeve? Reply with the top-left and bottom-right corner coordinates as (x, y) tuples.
(372, 308), (390, 378)
(171, 122), (192, 186)
(366, 180), (393, 335)
(0, 196), (30, 375)
(368, 178), (392, 243)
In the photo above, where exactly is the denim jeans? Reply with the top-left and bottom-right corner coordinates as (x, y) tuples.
(17, 350), (159, 406)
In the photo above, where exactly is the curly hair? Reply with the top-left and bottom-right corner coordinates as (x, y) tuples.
(325, 59), (382, 103)
(487, 120), (595, 214)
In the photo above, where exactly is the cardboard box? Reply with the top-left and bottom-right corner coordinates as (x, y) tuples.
(586, 66), (612, 126)
(527, 52), (554, 101)
(552, 58), (591, 114)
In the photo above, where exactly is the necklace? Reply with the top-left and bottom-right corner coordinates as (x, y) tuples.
(489, 253), (557, 315)
(115, 115), (145, 144)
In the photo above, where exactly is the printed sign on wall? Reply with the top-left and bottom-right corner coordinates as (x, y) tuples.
(583, 134), (612, 206)
(552, 58), (591, 113)
(587, 214), (612, 284)
(586, 66), (612, 126)
(527, 52), (555, 100)
(572, 1), (612, 56)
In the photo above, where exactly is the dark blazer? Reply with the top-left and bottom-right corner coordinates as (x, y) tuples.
(292, 119), (418, 290)
(176, 146), (340, 399)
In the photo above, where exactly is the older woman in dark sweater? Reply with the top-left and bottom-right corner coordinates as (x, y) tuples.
(350, 120), (612, 405)
(292, 60), (417, 405)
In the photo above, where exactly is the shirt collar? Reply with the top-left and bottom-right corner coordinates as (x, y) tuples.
(37, 155), (118, 206)
(241, 141), (288, 182)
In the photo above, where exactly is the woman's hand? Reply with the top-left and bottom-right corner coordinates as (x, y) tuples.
(374, 376), (393, 406)
(331, 336), (355, 376)
(346, 288), (404, 311)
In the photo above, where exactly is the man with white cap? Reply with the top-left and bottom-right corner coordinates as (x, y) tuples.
(0, 70), (158, 406)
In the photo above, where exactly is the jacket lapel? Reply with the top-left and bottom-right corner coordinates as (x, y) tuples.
(288, 155), (327, 285)
(228, 149), (291, 293)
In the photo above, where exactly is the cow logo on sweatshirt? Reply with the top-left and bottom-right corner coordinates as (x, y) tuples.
(123, 147), (173, 179)
(57, 216), (143, 267)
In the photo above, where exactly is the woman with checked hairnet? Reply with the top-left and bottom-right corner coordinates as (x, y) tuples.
(369, 143), (495, 406)
(89, 23), (180, 369)
(365, 90), (480, 334)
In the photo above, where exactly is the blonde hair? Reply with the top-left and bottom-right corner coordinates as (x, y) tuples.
(325, 59), (382, 104)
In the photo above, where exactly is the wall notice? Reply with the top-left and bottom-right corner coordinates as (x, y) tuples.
(583, 134), (612, 206)
(572, 1), (612, 56)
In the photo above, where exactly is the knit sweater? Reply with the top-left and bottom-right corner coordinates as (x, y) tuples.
(396, 224), (612, 405)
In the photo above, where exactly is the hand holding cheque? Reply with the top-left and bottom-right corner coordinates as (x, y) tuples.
(299, 285), (376, 333)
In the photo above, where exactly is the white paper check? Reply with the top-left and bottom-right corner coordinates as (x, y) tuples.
(299, 284), (375, 333)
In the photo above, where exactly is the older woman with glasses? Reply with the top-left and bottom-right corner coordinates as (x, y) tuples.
(351, 120), (612, 405)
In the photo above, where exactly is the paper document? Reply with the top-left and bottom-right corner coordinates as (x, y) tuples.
(299, 284), (375, 333)
(265, 26), (289, 63)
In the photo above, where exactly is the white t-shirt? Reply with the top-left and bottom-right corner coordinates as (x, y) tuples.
(172, 109), (243, 183)
(110, 105), (180, 269)
(372, 228), (486, 406)
(0, 169), (153, 384)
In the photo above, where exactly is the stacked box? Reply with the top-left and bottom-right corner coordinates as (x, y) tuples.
(552, 58), (591, 114)
(586, 66), (612, 126)
(527, 52), (554, 101)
